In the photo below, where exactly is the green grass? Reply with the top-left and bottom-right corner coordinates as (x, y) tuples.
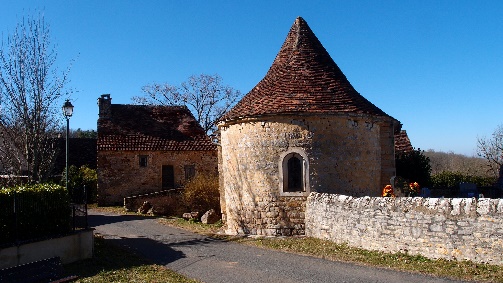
(89, 206), (503, 282)
(64, 236), (199, 283)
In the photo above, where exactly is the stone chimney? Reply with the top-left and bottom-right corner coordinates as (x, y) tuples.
(98, 94), (112, 119)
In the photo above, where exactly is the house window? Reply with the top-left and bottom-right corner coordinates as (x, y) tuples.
(279, 149), (309, 195)
(139, 155), (148, 167)
(184, 165), (196, 180)
(162, 165), (174, 188)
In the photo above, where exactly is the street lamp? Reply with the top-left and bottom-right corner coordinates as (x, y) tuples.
(62, 99), (74, 196)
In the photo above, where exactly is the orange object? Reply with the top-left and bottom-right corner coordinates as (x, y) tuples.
(382, 185), (395, 197)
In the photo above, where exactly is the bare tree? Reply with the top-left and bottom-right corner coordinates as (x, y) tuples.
(477, 124), (503, 177)
(132, 74), (241, 134)
(425, 149), (493, 177)
(0, 14), (72, 183)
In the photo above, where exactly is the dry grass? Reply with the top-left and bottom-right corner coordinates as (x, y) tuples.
(234, 237), (503, 283)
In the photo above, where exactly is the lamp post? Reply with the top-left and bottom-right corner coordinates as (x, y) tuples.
(62, 99), (74, 196)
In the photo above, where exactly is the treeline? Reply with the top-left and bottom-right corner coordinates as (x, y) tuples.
(424, 150), (495, 178)
(395, 149), (499, 196)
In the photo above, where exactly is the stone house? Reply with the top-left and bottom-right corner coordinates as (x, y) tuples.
(97, 94), (218, 206)
(217, 17), (401, 236)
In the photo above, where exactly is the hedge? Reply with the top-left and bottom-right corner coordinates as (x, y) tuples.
(0, 184), (72, 246)
(430, 171), (497, 188)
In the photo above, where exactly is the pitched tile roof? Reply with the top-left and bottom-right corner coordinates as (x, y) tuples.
(220, 17), (397, 123)
(98, 104), (216, 151)
(394, 130), (413, 153)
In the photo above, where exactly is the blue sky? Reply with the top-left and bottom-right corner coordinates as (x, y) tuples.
(2, 1), (502, 156)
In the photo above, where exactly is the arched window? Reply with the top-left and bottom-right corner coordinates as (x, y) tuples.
(280, 149), (309, 195)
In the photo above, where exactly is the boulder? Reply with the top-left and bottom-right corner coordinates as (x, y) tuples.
(201, 209), (220, 224)
(182, 211), (200, 220)
(138, 201), (152, 214)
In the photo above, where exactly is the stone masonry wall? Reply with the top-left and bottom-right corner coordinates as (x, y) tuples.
(219, 114), (394, 235)
(98, 150), (217, 205)
(123, 189), (183, 215)
(306, 193), (503, 264)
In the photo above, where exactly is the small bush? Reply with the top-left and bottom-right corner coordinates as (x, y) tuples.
(183, 174), (220, 214)
(62, 165), (97, 203)
(0, 184), (72, 245)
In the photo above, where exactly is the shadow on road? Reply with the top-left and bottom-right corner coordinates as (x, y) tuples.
(64, 235), (185, 279)
(88, 211), (159, 226)
(105, 236), (186, 265)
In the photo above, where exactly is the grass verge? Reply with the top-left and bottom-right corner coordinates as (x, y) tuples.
(64, 235), (199, 283)
(233, 237), (503, 283)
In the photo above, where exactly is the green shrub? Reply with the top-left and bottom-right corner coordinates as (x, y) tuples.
(183, 174), (220, 214)
(431, 171), (497, 188)
(0, 184), (72, 245)
(62, 165), (98, 203)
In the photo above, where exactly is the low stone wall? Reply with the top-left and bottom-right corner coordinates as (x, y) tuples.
(305, 193), (503, 264)
(124, 189), (184, 216)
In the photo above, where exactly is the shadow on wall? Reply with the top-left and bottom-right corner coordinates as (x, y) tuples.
(225, 147), (258, 234)
(224, 144), (297, 235)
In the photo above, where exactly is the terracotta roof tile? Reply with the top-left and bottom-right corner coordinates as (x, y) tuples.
(394, 130), (413, 153)
(220, 17), (397, 122)
(98, 104), (216, 151)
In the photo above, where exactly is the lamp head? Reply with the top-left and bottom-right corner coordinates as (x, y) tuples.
(62, 99), (74, 118)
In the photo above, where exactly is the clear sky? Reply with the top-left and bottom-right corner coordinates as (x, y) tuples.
(2, 1), (502, 156)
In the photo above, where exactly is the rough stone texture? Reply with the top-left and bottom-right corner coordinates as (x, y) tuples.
(98, 150), (217, 205)
(201, 209), (220, 224)
(219, 115), (395, 235)
(137, 201), (153, 214)
(306, 192), (503, 264)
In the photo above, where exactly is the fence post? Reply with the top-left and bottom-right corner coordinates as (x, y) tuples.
(13, 190), (18, 244)
(84, 185), (88, 229)
(72, 205), (76, 231)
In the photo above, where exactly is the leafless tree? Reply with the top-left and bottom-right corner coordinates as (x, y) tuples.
(0, 14), (72, 183)
(477, 124), (503, 177)
(425, 149), (493, 177)
(132, 74), (241, 134)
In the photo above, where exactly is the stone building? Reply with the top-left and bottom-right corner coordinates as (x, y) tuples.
(217, 17), (401, 235)
(97, 94), (217, 205)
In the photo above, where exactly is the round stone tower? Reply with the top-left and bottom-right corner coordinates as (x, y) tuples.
(218, 17), (401, 236)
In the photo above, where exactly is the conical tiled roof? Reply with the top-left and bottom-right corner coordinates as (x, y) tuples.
(220, 17), (395, 122)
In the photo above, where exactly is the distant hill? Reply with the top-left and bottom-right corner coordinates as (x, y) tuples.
(424, 150), (495, 177)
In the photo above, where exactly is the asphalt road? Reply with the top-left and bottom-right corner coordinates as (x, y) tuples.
(89, 209), (467, 283)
